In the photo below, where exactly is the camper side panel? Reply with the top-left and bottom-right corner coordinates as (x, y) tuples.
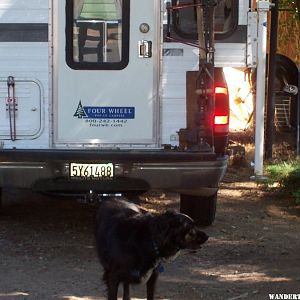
(0, 0), (49, 149)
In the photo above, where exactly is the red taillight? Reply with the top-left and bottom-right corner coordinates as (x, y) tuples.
(214, 86), (229, 132)
(215, 87), (228, 95)
(214, 115), (229, 125)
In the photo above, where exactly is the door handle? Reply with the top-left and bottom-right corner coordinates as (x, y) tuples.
(138, 40), (152, 58)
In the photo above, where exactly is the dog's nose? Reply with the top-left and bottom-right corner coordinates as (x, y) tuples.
(198, 231), (209, 243)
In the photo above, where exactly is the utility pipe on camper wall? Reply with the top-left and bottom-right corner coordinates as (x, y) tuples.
(254, 0), (271, 176)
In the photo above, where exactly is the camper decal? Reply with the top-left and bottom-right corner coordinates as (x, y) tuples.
(74, 101), (135, 119)
(74, 101), (135, 128)
(73, 101), (88, 118)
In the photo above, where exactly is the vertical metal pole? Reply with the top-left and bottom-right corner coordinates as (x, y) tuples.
(196, 1), (206, 61)
(265, 0), (278, 160)
(254, 1), (270, 177)
(297, 68), (300, 156)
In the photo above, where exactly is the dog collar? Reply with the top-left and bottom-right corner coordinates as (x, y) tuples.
(152, 241), (165, 273)
(152, 240), (160, 257)
(156, 262), (165, 273)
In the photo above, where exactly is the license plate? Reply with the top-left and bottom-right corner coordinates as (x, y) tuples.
(70, 163), (114, 179)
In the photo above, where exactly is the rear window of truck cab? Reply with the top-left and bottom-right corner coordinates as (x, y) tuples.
(171, 0), (238, 40)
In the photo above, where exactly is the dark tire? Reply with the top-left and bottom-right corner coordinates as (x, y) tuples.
(180, 192), (217, 226)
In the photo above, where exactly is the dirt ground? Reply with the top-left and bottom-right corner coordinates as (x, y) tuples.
(1, 170), (300, 300)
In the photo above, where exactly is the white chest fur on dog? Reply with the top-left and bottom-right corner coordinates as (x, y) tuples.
(133, 250), (182, 284)
(140, 267), (156, 284)
(167, 250), (181, 262)
(130, 265), (157, 284)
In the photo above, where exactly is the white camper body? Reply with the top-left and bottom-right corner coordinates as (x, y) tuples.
(0, 0), (257, 225)
(0, 0), (252, 150)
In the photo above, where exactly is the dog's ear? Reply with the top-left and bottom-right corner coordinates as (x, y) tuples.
(150, 211), (178, 240)
(152, 211), (193, 236)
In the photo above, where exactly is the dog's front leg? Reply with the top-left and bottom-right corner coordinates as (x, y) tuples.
(146, 270), (159, 300)
(123, 282), (130, 300)
(106, 273), (119, 300)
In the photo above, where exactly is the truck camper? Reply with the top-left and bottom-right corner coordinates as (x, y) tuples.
(0, 0), (258, 225)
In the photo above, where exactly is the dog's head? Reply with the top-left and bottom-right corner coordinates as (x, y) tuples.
(151, 211), (208, 259)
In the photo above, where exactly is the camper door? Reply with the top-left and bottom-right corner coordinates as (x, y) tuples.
(53, 0), (160, 146)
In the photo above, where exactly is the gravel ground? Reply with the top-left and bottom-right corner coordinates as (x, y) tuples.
(0, 175), (300, 300)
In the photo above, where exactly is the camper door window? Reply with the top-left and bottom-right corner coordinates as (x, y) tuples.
(171, 0), (238, 40)
(66, 0), (129, 70)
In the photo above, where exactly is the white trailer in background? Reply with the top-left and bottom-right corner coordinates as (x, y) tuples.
(0, 0), (259, 225)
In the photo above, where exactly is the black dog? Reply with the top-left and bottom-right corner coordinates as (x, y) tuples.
(95, 198), (208, 300)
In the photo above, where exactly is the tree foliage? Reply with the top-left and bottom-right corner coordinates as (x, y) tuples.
(277, 0), (300, 65)
(279, 0), (300, 19)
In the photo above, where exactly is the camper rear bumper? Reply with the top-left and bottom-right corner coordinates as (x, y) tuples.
(0, 149), (227, 196)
